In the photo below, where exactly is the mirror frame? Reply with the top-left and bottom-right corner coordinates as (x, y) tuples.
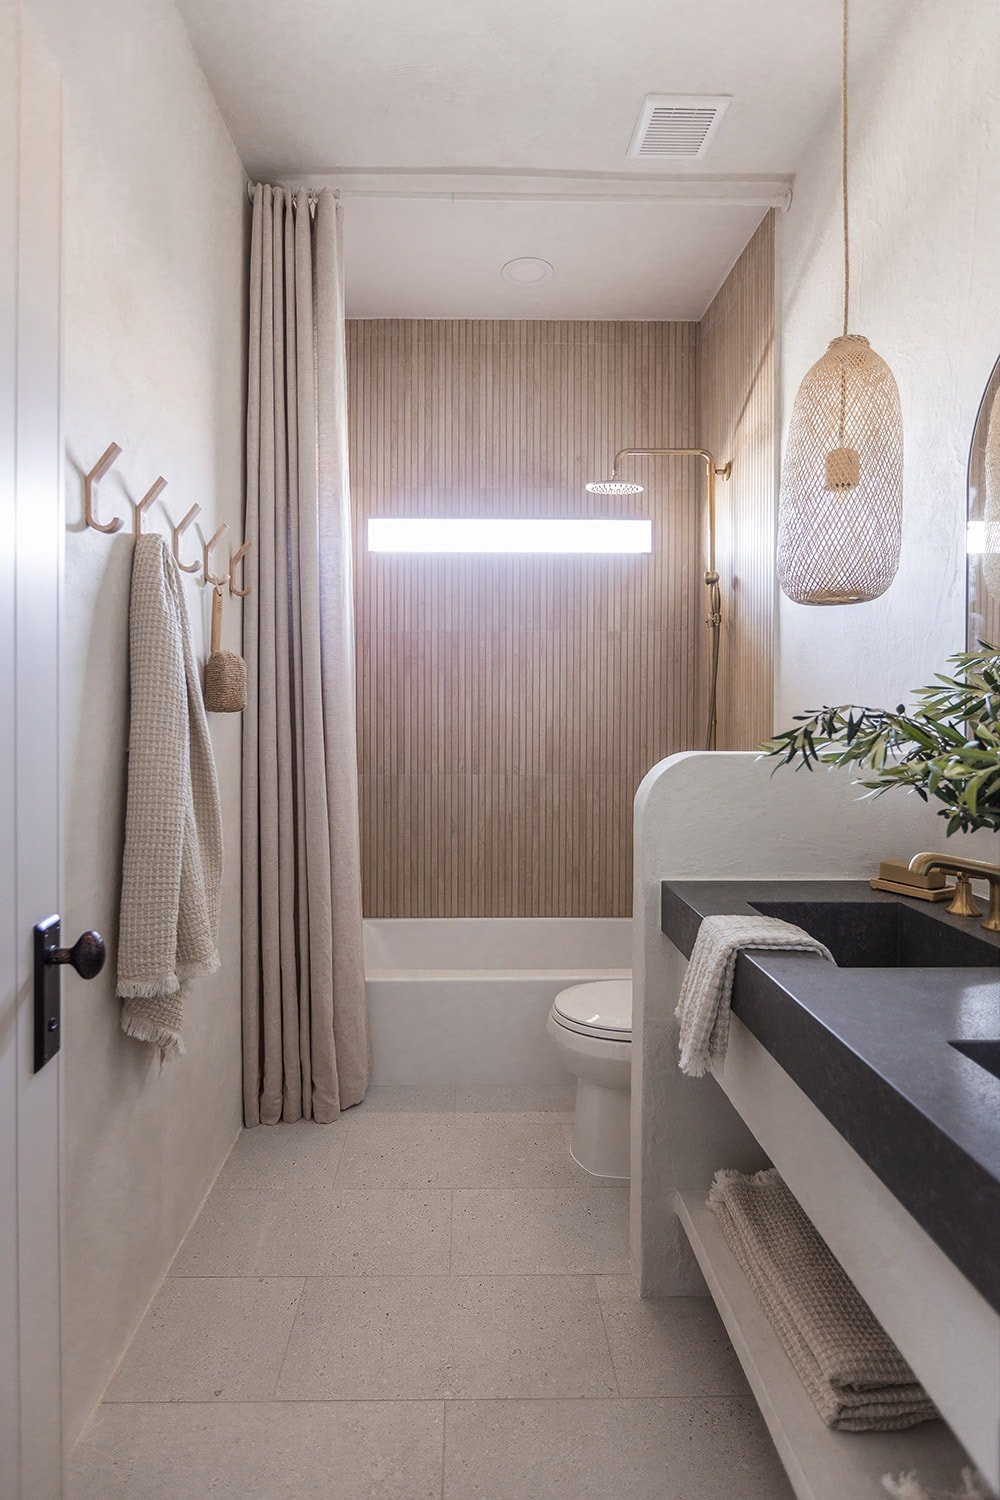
(966, 353), (1000, 651)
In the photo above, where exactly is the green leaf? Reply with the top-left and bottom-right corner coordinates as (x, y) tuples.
(766, 646), (1000, 836)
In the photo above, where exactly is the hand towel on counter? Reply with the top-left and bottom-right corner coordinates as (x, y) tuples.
(675, 913), (834, 1077)
(117, 534), (223, 1060)
(709, 1168), (938, 1432)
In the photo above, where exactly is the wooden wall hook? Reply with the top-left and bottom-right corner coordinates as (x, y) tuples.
(84, 443), (124, 534)
(229, 538), (253, 598)
(203, 523), (229, 586)
(134, 476), (166, 537)
(171, 504), (201, 573)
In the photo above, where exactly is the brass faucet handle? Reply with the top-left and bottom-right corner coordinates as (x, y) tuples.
(946, 873), (982, 919)
(907, 852), (1000, 933)
(983, 881), (1000, 934)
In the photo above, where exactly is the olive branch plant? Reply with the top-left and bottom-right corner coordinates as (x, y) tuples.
(761, 644), (1000, 836)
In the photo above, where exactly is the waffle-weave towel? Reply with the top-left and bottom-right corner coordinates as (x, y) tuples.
(676, 913), (833, 1077)
(117, 534), (222, 1059)
(710, 1168), (938, 1432)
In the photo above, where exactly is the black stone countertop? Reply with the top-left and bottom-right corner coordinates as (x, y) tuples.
(661, 879), (1000, 1314)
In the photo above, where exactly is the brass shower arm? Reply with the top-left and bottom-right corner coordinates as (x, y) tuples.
(608, 448), (732, 574)
(610, 446), (731, 475)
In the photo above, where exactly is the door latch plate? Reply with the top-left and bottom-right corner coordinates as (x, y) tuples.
(34, 914), (61, 1072)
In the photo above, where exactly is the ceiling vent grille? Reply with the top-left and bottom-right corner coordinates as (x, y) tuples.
(627, 94), (732, 160)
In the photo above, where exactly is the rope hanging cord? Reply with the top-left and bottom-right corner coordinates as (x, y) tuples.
(775, 0), (904, 607)
(841, 0), (850, 341)
(837, 0), (850, 457)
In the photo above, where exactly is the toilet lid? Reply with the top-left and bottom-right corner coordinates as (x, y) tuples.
(553, 979), (632, 1035)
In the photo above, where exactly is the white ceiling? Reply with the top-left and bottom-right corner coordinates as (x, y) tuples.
(176, 0), (911, 317)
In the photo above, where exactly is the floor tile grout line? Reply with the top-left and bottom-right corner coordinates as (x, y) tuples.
(163, 1270), (629, 1281)
(167, 1268), (627, 1279)
(98, 1394), (764, 1407)
(269, 1276), (309, 1400)
(593, 1275), (623, 1399)
(329, 1119), (350, 1188)
(448, 1189), (454, 1273)
(440, 1398), (448, 1500)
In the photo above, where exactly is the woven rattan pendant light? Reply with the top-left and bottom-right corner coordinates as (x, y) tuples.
(777, 0), (903, 605)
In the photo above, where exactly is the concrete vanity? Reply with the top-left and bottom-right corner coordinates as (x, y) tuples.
(660, 879), (1000, 1498)
(662, 880), (1000, 1312)
(630, 751), (1000, 1500)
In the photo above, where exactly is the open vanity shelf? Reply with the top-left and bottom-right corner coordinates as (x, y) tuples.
(674, 1192), (974, 1500)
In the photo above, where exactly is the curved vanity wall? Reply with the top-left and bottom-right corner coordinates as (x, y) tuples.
(633, 750), (1000, 1488)
(631, 749), (999, 1300)
(365, 917), (630, 1086)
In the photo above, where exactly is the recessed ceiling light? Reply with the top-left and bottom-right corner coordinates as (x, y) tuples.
(501, 257), (554, 285)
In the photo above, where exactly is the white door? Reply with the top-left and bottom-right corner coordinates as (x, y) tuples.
(1, 5), (66, 1495)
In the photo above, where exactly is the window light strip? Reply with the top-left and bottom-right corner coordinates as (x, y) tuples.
(367, 517), (652, 555)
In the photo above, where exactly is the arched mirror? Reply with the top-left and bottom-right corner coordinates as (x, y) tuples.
(967, 354), (1000, 650)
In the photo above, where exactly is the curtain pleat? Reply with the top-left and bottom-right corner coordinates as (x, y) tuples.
(242, 184), (370, 1126)
(315, 195), (369, 1111)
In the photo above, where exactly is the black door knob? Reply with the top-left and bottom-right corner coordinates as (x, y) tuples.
(47, 930), (106, 980)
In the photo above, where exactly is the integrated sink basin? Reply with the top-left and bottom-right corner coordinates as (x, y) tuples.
(748, 898), (999, 968)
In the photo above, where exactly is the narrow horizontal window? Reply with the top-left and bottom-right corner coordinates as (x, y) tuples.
(367, 517), (652, 555)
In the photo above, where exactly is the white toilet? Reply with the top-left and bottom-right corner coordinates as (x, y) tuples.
(546, 979), (632, 1180)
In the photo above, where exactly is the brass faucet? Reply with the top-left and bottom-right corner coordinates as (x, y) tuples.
(908, 852), (1000, 933)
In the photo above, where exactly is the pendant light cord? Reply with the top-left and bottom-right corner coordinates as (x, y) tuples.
(841, 0), (850, 338)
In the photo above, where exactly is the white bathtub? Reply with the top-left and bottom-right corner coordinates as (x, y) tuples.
(365, 918), (632, 1086)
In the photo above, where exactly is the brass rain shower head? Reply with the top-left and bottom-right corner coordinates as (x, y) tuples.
(585, 478), (645, 496)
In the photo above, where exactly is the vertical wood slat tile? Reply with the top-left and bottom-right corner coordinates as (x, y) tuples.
(347, 301), (774, 918)
(699, 213), (777, 751)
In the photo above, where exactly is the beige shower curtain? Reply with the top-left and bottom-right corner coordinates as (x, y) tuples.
(242, 185), (370, 1125)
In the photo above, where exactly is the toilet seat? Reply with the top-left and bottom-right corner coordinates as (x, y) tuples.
(551, 979), (632, 1042)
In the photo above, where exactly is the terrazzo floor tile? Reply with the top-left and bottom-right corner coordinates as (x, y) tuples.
(595, 1278), (751, 1397)
(74, 1090), (794, 1499)
(169, 1187), (271, 1275)
(453, 1083), (575, 1114)
(274, 1274), (617, 1400)
(66, 1401), (445, 1500)
(442, 1397), (795, 1499)
(212, 1118), (348, 1191)
(451, 1185), (630, 1274)
(104, 1278), (303, 1403)
(357, 1085), (457, 1113)
(335, 1112), (578, 1188)
(171, 1186), (452, 1277)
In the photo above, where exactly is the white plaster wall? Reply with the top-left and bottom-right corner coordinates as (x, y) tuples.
(24, 0), (248, 1447)
(776, 0), (1000, 723)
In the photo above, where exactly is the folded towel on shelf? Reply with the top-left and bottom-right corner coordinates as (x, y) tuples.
(883, 1470), (992, 1499)
(709, 1168), (938, 1432)
(675, 913), (834, 1077)
(117, 534), (223, 1060)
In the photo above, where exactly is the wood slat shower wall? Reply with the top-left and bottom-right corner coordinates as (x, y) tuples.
(347, 319), (702, 917)
(700, 213), (777, 750)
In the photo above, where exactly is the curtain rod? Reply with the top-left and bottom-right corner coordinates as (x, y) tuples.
(245, 178), (792, 210)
